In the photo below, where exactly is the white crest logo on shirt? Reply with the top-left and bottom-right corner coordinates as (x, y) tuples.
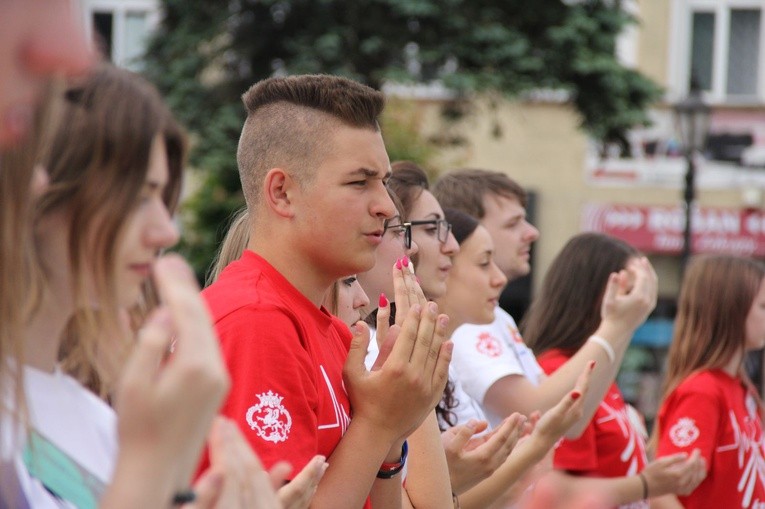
(246, 391), (292, 443)
(669, 417), (700, 448)
(475, 332), (502, 358)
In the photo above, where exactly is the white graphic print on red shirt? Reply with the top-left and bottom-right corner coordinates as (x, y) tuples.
(246, 390), (293, 443)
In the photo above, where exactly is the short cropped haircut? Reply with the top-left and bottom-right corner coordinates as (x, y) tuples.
(432, 168), (527, 220)
(237, 74), (385, 210)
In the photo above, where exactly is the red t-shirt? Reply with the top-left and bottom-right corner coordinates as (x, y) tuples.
(657, 369), (765, 509)
(538, 349), (649, 508)
(198, 251), (353, 478)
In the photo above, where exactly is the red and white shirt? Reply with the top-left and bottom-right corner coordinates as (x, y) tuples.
(450, 307), (543, 428)
(539, 349), (648, 509)
(657, 369), (765, 509)
(199, 251), (353, 482)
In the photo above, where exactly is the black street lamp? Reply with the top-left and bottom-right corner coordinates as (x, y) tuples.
(673, 83), (710, 270)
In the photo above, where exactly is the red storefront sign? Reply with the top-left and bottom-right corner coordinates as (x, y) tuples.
(582, 203), (765, 256)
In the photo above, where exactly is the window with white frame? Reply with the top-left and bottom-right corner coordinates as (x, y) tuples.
(672, 0), (765, 103)
(79, 0), (160, 70)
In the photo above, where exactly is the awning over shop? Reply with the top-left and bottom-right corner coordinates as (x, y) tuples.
(583, 202), (765, 257)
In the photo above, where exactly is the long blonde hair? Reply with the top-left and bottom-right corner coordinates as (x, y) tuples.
(661, 255), (765, 400)
(207, 207), (250, 285)
(37, 64), (186, 395)
(0, 83), (61, 420)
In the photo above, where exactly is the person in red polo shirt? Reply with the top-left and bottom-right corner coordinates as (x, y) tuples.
(656, 255), (765, 509)
(201, 74), (452, 509)
(525, 233), (705, 508)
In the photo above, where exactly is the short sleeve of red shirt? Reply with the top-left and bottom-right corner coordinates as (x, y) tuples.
(538, 350), (599, 472)
(215, 305), (320, 471)
(656, 379), (721, 468)
(197, 251), (354, 481)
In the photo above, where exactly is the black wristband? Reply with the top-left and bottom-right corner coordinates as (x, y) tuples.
(376, 441), (408, 479)
(172, 490), (196, 505)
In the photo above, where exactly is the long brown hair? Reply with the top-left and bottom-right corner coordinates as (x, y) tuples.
(37, 64), (186, 395)
(0, 82), (62, 421)
(522, 233), (639, 356)
(661, 255), (765, 400)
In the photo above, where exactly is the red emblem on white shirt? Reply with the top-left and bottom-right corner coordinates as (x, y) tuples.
(476, 332), (502, 358)
(669, 417), (700, 448)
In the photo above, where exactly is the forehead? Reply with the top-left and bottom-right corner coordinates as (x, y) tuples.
(146, 135), (169, 182)
(460, 225), (494, 255)
(410, 190), (443, 219)
(482, 194), (524, 220)
(317, 125), (390, 178)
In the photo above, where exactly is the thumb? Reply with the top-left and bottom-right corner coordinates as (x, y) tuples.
(268, 461), (292, 490)
(344, 321), (371, 377)
(118, 308), (173, 399)
(186, 469), (224, 509)
(207, 416), (231, 467)
(449, 421), (480, 451)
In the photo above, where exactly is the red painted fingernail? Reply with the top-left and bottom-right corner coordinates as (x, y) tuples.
(571, 391), (581, 400)
(395, 258), (402, 269)
(379, 293), (388, 308)
(402, 256), (410, 267)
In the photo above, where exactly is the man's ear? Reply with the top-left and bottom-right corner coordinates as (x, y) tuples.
(262, 167), (296, 219)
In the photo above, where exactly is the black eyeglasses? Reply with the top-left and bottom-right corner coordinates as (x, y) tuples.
(383, 219), (412, 249)
(409, 219), (452, 244)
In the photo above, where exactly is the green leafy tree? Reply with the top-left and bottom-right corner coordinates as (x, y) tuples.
(143, 0), (661, 279)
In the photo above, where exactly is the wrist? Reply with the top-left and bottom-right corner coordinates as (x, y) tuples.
(588, 335), (616, 364)
(637, 472), (649, 500)
(385, 438), (407, 462)
(377, 440), (408, 479)
(593, 321), (629, 350)
(103, 448), (180, 508)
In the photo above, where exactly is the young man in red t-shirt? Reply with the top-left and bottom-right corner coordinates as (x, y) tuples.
(201, 75), (452, 508)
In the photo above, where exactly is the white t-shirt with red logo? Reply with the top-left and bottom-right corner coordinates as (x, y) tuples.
(539, 349), (649, 509)
(657, 369), (765, 509)
(450, 307), (543, 428)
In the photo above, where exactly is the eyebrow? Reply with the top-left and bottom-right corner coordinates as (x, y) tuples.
(143, 181), (167, 191)
(505, 213), (525, 223)
(348, 167), (391, 180)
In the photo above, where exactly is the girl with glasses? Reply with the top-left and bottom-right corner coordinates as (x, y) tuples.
(356, 189), (418, 326)
(387, 163), (592, 508)
(387, 161), (460, 300)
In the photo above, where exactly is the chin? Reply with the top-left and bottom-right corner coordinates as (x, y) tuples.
(480, 311), (495, 324)
(117, 287), (143, 308)
(348, 254), (377, 275)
